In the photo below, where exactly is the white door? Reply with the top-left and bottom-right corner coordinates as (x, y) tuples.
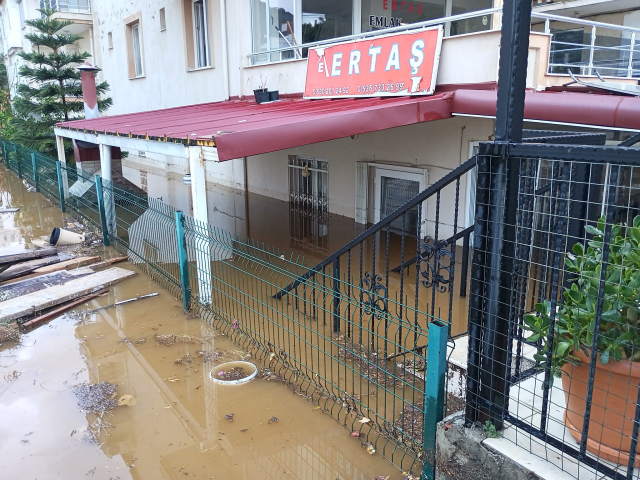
(374, 168), (427, 235)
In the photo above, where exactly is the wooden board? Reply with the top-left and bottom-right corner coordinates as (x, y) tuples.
(33, 256), (101, 274)
(0, 267), (95, 299)
(0, 255), (63, 282)
(21, 288), (109, 328)
(0, 247), (58, 267)
(86, 256), (127, 270)
(0, 267), (136, 322)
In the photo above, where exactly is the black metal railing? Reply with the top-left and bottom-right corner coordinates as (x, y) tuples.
(274, 155), (478, 338)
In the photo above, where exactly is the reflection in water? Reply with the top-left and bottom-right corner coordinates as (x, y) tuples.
(122, 160), (471, 335)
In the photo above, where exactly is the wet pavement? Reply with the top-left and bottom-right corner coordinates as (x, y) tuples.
(0, 166), (402, 479)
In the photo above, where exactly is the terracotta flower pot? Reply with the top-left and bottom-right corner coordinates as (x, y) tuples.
(562, 349), (640, 466)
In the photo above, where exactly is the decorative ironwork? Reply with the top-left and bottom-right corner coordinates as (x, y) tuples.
(361, 271), (388, 320)
(417, 237), (454, 292)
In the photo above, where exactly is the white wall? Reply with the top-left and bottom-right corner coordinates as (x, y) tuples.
(246, 115), (493, 238)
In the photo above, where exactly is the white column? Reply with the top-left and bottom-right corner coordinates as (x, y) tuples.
(189, 146), (212, 305)
(99, 143), (116, 236)
(55, 135), (69, 198)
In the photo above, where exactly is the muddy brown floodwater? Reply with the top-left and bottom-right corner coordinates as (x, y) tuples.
(0, 167), (400, 479)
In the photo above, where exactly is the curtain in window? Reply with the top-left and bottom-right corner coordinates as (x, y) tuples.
(132, 24), (143, 77)
(194, 0), (210, 68)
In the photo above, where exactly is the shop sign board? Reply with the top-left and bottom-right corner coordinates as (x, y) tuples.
(304, 26), (443, 99)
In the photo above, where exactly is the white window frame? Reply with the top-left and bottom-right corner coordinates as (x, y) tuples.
(193, 0), (210, 68)
(132, 23), (144, 77)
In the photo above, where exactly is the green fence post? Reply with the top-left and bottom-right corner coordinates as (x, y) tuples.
(95, 175), (109, 246)
(55, 161), (66, 213)
(175, 210), (191, 312)
(2, 140), (6, 165)
(14, 145), (21, 179)
(31, 153), (40, 192)
(422, 321), (449, 480)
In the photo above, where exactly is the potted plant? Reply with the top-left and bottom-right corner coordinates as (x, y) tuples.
(524, 215), (640, 466)
(253, 75), (269, 104)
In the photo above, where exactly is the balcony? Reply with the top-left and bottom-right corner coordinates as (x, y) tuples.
(40, 0), (91, 15)
(248, 6), (640, 82)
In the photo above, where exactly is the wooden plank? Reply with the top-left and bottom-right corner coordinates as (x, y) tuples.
(33, 256), (101, 274)
(0, 208), (19, 213)
(0, 256), (63, 282)
(0, 268), (95, 299)
(86, 256), (128, 270)
(0, 267), (136, 322)
(0, 247), (58, 267)
(21, 289), (109, 328)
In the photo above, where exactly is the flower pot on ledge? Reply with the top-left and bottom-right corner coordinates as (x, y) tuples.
(562, 348), (640, 467)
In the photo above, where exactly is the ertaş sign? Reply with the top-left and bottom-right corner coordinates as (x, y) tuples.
(304, 26), (443, 99)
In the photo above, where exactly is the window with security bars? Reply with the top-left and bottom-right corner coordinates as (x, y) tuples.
(380, 176), (420, 234)
(288, 156), (328, 253)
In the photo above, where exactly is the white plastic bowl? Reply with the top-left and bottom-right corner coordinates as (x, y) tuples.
(210, 361), (258, 385)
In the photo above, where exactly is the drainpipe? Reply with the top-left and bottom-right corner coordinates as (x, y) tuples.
(220, 0), (230, 100)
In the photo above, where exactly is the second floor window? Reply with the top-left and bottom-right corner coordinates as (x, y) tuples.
(193, 0), (211, 68)
(132, 24), (143, 77)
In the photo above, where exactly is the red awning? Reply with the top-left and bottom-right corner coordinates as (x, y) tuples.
(451, 89), (640, 131)
(56, 94), (453, 161)
(56, 88), (640, 162)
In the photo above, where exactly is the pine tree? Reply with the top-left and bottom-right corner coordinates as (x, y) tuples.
(11, 7), (113, 155)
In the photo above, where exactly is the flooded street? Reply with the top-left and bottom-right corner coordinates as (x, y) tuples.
(0, 167), (400, 479)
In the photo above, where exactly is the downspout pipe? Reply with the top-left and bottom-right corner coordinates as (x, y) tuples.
(220, 0), (230, 100)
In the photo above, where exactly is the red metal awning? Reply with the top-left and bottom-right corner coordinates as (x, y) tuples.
(451, 89), (640, 131)
(56, 88), (640, 162)
(56, 94), (453, 161)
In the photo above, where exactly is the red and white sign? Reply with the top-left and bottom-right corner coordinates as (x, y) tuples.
(304, 26), (443, 99)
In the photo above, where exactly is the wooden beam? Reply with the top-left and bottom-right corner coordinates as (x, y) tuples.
(21, 288), (109, 328)
(86, 256), (127, 270)
(0, 255), (64, 282)
(1, 267), (95, 299)
(32, 256), (101, 274)
(0, 267), (136, 322)
(0, 247), (58, 273)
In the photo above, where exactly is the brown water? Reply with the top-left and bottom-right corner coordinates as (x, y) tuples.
(0, 166), (402, 479)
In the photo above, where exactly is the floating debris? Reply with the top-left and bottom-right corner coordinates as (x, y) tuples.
(154, 333), (201, 346)
(119, 337), (147, 345)
(195, 350), (222, 363)
(0, 322), (20, 342)
(215, 367), (250, 381)
(175, 353), (194, 365)
(72, 381), (118, 413)
(268, 416), (278, 424)
(361, 441), (376, 454)
(350, 430), (364, 438)
(224, 413), (234, 422)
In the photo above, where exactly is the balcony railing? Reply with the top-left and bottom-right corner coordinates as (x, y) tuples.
(248, 6), (640, 80)
(40, 0), (91, 15)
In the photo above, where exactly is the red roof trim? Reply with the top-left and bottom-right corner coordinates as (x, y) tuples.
(451, 89), (640, 131)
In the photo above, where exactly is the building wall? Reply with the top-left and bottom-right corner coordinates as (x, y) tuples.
(246, 115), (494, 238)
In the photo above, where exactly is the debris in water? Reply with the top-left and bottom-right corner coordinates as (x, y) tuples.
(240, 429), (248, 433)
(72, 381), (118, 413)
(195, 350), (222, 363)
(361, 441), (376, 454)
(175, 353), (194, 365)
(268, 416), (278, 424)
(350, 430), (363, 438)
(154, 333), (201, 346)
(0, 322), (20, 342)
(119, 337), (146, 345)
(215, 366), (250, 381)
(117, 395), (136, 406)
(358, 417), (371, 424)
(224, 413), (234, 422)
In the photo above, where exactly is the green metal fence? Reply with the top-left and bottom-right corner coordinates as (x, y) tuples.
(0, 138), (450, 478)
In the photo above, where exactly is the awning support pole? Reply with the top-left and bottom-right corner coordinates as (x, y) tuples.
(55, 135), (69, 198)
(99, 143), (116, 236)
(189, 146), (212, 305)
